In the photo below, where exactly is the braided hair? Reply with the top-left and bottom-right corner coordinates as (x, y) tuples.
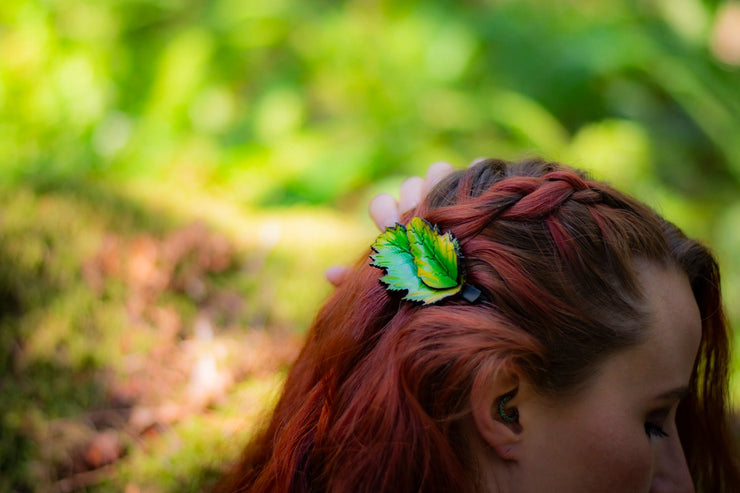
(218, 159), (738, 493)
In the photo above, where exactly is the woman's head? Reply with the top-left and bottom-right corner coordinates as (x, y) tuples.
(479, 260), (700, 492)
(221, 159), (737, 493)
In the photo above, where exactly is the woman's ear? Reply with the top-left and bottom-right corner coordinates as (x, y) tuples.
(470, 368), (523, 461)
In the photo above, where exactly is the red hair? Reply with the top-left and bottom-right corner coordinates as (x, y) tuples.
(217, 159), (739, 492)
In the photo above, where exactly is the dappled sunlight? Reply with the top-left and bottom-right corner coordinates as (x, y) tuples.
(711, 2), (740, 66)
(1, 0), (739, 490)
(0, 186), (327, 490)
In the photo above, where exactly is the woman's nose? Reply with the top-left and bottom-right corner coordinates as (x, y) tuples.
(649, 438), (694, 493)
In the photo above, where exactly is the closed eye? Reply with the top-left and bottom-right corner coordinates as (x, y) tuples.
(644, 422), (669, 439)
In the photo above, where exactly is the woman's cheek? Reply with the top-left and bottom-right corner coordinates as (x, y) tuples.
(581, 429), (653, 492)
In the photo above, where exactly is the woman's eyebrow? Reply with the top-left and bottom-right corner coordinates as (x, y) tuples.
(655, 386), (690, 401)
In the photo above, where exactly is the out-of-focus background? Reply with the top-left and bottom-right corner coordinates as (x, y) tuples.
(1, 0), (739, 490)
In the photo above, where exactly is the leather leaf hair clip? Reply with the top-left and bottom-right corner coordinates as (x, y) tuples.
(370, 217), (480, 305)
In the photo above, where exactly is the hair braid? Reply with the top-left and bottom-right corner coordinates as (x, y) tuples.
(484, 170), (600, 221)
(421, 163), (610, 245)
(421, 160), (664, 392)
(219, 158), (739, 493)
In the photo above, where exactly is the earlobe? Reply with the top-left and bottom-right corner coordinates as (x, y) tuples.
(470, 370), (523, 461)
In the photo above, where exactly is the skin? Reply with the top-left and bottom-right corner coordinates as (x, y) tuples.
(333, 163), (700, 490)
(325, 161), (455, 285)
(478, 262), (700, 493)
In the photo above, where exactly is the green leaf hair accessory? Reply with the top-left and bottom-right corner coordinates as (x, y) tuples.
(370, 217), (481, 305)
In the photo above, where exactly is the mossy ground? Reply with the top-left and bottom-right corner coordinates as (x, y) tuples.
(1, 176), (738, 492)
(0, 179), (370, 492)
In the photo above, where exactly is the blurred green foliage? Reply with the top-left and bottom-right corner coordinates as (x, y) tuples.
(2, 0), (740, 490)
(2, 0), (739, 200)
(4, 0), (738, 321)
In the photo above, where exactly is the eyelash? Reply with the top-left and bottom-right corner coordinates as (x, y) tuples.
(644, 422), (669, 439)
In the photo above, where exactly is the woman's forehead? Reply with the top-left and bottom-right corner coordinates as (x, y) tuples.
(595, 262), (701, 402)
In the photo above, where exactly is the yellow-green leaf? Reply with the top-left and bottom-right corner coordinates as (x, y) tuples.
(369, 219), (464, 305)
(407, 217), (460, 289)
